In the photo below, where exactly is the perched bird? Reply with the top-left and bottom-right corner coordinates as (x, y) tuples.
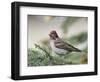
(49, 30), (81, 55)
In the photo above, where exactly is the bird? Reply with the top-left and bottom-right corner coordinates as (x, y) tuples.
(49, 30), (82, 55)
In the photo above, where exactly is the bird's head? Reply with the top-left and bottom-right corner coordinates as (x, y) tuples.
(49, 30), (59, 40)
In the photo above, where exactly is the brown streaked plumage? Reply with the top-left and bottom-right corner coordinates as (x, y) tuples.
(49, 30), (81, 54)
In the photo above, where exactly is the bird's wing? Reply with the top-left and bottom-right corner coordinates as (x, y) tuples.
(54, 39), (81, 52)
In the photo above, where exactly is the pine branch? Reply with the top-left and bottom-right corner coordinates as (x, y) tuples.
(34, 44), (52, 60)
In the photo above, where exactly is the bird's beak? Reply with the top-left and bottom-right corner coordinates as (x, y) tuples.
(49, 34), (51, 36)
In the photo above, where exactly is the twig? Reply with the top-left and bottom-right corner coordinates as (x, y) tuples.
(34, 44), (52, 60)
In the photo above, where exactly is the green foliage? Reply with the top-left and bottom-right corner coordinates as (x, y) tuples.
(28, 48), (51, 66)
(67, 32), (87, 45)
(61, 17), (80, 33)
(28, 44), (87, 66)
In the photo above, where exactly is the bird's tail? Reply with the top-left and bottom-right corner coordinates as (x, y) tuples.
(76, 49), (82, 52)
(73, 47), (82, 52)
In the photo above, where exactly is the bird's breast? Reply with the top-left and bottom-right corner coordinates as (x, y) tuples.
(50, 40), (68, 54)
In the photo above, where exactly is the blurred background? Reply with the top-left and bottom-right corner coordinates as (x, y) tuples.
(28, 15), (88, 66)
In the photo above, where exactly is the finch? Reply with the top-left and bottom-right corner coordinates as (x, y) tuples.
(49, 30), (81, 55)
